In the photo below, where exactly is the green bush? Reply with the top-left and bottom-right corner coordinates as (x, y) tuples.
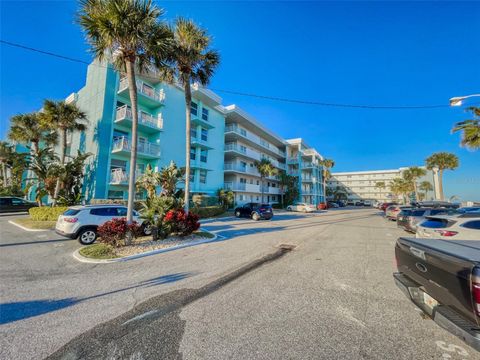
(79, 244), (117, 259)
(29, 206), (69, 221)
(191, 195), (219, 207)
(272, 203), (284, 209)
(191, 205), (225, 219)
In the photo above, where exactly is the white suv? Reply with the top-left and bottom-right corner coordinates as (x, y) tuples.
(55, 205), (149, 245)
(416, 213), (480, 241)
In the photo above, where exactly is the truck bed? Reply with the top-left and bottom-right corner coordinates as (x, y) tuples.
(399, 238), (480, 263)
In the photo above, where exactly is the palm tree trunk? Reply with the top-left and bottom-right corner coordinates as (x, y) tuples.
(260, 176), (264, 203)
(184, 81), (192, 213)
(413, 181), (418, 202)
(2, 162), (7, 186)
(52, 129), (67, 206)
(439, 169), (444, 200)
(126, 59), (139, 245)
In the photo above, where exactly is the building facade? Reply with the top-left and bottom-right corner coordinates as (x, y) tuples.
(20, 60), (327, 206)
(327, 167), (437, 203)
(50, 60), (225, 202)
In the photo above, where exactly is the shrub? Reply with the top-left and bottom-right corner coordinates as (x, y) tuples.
(191, 194), (219, 207)
(90, 199), (143, 210)
(29, 206), (69, 221)
(164, 209), (200, 237)
(97, 218), (141, 247)
(272, 203), (283, 209)
(79, 243), (117, 259)
(191, 205), (225, 219)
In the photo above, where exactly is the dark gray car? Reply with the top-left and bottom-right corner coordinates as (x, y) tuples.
(397, 207), (458, 233)
(0, 196), (37, 213)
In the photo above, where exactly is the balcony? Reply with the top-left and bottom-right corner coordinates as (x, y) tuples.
(191, 111), (214, 129)
(109, 168), (144, 185)
(115, 105), (163, 133)
(225, 124), (286, 158)
(191, 136), (213, 149)
(224, 182), (261, 193)
(118, 78), (165, 108)
(224, 162), (260, 176)
(111, 136), (161, 159)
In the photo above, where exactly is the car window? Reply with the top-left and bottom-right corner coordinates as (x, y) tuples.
(411, 210), (426, 216)
(421, 219), (452, 229)
(90, 207), (117, 216)
(11, 198), (27, 205)
(64, 209), (81, 216)
(0, 198), (12, 206)
(117, 207), (128, 216)
(399, 210), (412, 216)
(461, 220), (480, 230)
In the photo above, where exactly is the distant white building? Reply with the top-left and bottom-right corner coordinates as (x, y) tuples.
(327, 167), (437, 203)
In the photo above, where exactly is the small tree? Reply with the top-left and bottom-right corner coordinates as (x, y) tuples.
(217, 188), (234, 210)
(254, 158), (277, 203)
(136, 164), (159, 199)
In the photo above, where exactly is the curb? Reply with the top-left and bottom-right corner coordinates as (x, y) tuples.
(73, 229), (219, 264)
(200, 216), (234, 223)
(8, 220), (51, 232)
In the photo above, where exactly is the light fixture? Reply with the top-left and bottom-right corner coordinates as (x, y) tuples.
(449, 94), (480, 107)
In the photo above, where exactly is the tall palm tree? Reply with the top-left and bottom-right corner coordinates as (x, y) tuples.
(78, 0), (171, 231)
(255, 158), (277, 203)
(42, 100), (88, 205)
(402, 166), (427, 202)
(278, 171), (290, 207)
(419, 181), (433, 200)
(159, 18), (220, 212)
(389, 178), (412, 204)
(320, 158), (334, 204)
(425, 152), (459, 201)
(8, 112), (56, 156)
(452, 107), (480, 151)
(0, 141), (13, 186)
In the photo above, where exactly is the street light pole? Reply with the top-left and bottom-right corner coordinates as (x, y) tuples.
(449, 94), (480, 107)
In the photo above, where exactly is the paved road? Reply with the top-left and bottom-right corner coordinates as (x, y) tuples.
(1, 209), (477, 359)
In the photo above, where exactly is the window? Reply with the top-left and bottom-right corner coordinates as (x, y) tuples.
(190, 170), (195, 183)
(250, 179), (253, 184)
(257, 180), (260, 185)
(190, 148), (196, 160)
(90, 207), (117, 216)
(108, 190), (124, 199)
(239, 194), (244, 201)
(199, 170), (207, 184)
(201, 128), (208, 141)
(272, 196), (276, 201)
(200, 149), (208, 163)
(117, 207), (128, 216)
(240, 145), (247, 153)
(240, 178), (247, 184)
(11, 198), (27, 205)
(202, 107), (209, 121)
(191, 128), (197, 139)
(191, 102), (198, 116)
(240, 128), (247, 136)
(64, 209), (81, 216)
(420, 219), (451, 229)
(111, 159), (127, 170)
(462, 220), (480, 230)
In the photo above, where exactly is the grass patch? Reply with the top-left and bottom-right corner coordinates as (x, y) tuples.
(194, 231), (215, 239)
(79, 244), (118, 259)
(12, 218), (56, 230)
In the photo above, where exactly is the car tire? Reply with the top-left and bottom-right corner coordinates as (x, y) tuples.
(141, 223), (152, 236)
(286, 206), (292, 211)
(252, 212), (260, 221)
(235, 210), (241, 218)
(78, 228), (97, 245)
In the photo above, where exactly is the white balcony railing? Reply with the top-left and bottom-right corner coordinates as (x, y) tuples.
(225, 124), (286, 157)
(110, 169), (145, 184)
(116, 105), (163, 130)
(112, 136), (161, 157)
(119, 78), (165, 103)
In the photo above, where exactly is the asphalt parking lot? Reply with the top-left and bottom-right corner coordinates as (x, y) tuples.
(0, 208), (477, 359)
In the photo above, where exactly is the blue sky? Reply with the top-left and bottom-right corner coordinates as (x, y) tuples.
(1, 1), (479, 201)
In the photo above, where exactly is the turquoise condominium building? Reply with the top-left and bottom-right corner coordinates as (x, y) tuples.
(24, 60), (326, 205)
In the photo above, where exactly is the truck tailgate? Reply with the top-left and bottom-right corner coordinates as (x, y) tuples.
(395, 237), (479, 326)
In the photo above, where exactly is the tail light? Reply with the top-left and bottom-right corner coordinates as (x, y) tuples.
(473, 283), (480, 316)
(64, 217), (78, 223)
(434, 230), (458, 237)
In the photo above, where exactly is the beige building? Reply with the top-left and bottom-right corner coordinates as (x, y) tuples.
(327, 167), (437, 203)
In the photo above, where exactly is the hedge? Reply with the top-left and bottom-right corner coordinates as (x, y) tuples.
(90, 199), (143, 210)
(191, 205), (225, 219)
(29, 207), (69, 221)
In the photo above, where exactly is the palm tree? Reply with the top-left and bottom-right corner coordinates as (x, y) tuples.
(278, 171), (290, 207)
(0, 142), (13, 186)
(389, 178), (412, 204)
(320, 158), (334, 205)
(78, 0), (171, 234)
(425, 152), (459, 201)
(419, 181), (433, 200)
(8, 112), (56, 155)
(451, 107), (480, 151)
(42, 100), (88, 205)
(160, 18), (220, 212)
(254, 158), (277, 203)
(402, 166), (427, 202)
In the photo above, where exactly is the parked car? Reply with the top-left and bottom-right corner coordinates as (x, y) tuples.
(347, 200), (355, 206)
(397, 207), (460, 233)
(385, 205), (411, 221)
(416, 213), (480, 241)
(286, 202), (316, 213)
(380, 202), (397, 212)
(337, 200), (347, 207)
(235, 203), (274, 220)
(55, 205), (150, 245)
(457, 206), (480, 214)
(394, 236), (480, 351)
(317, 203), (327, 210)
(363, 200), (372, 207)
(355, 200), (364, 206)
(0, 196), (37, 213)
(327, 201), (339, 208)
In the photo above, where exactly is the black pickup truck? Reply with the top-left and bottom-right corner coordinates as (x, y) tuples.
(394, 237), (480, 351)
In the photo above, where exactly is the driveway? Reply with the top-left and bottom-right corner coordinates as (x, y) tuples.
(0, 209), (475, 359)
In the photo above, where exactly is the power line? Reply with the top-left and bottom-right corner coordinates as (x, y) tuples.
(1, 39), (451, 110)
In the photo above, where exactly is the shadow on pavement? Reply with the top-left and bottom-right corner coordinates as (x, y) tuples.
(0, 237), (75, 248)
(0, 272), (194, 325)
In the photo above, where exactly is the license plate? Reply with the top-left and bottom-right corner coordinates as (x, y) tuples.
(423, 292), (438, 310)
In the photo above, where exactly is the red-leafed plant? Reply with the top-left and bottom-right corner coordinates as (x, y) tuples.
(97, 218), (140, 247)
(164, 209), (200, 237)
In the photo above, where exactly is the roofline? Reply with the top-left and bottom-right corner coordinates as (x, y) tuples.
(332, 167), (427, 176)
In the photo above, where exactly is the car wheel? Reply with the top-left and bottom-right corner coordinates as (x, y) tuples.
(78, 228), (97, 245)
(286, 206), (292, 211)
(252, 212), (260, 221)
(235, 210), (241, 218)
(142, 223), (152, 236)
